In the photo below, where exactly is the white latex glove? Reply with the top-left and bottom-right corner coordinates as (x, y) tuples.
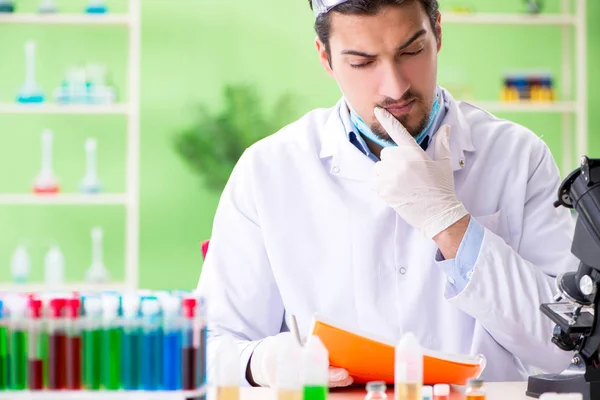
(373, 107), (469, 239)
(250, 332), (353, 388)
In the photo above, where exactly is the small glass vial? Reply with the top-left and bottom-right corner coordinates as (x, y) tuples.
(465, 379), (486, 399)
(365, 381), (388, 400)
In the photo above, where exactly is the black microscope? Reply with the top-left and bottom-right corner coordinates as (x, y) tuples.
(526, 156), (600, 399)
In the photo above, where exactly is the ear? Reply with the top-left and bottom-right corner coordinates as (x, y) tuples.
(315, 36), (334, 78)
(435, 12), (442, 52)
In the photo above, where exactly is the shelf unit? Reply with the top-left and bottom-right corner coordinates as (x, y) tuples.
(442, 0), (588, 177)
(0, 1), (141, 292)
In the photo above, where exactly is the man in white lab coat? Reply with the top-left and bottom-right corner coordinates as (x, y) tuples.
(197, 0), (579, 388)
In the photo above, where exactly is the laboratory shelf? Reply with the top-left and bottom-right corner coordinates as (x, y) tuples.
(442, 12), (577, 25)
(0, 389), (206, 399)
(0, 282), (128, 293)
(0, 103), (129, 115)
(0, 194), (128, 205)
(470, 101), (577, 113)
(0, 14), (131, 26)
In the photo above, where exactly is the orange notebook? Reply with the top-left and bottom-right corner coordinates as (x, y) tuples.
(309, 316), (486, 386)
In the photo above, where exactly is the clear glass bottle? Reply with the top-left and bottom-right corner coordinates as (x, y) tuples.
(365, 381), (388, 400)
(465, 379), (486, 399)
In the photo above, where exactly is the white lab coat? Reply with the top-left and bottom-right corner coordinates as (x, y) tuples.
(197, 89), (579, 384)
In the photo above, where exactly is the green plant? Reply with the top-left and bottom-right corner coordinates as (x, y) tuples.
(174, 84), (298, 191)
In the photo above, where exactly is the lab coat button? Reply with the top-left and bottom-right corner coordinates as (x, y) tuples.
(459, 159), (466, 168)
(399, 267), (407, 275)
(332, 166), (340, 174)
(448, 277), (456, 284)
(467, 270), (474, 279)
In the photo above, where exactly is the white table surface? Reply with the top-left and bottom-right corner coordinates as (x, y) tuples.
(228, 381), (530, 399)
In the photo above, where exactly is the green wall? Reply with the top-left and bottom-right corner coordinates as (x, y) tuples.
(0, 0), (597, 290)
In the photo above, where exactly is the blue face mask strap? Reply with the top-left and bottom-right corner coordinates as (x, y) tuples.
(349, 91), (441, 148)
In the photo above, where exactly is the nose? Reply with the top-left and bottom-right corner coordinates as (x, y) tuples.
(378, 61), (409, 100)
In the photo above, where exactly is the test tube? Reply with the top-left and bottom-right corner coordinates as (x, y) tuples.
(141, 297), (162, 391)
(161, 295), (181, 391)
(82, 296), (102, 390)
(121, 294), (141, 390)
(394, 333), (422, 400)
(101, 294), (121, 390)
(0, 300), (8, 390)
(181, 297), (197, 390)
(195, 296), (207, 389)
(48, 298), (66, 390)
(302, 336), (328, 400)
(27, 299), (44, 390)
(66, 298), (82, 390)
(8, 296), (28, 390)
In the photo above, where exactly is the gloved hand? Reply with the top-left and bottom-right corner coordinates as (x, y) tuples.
(373, 107), (469, 239)
(249, 332), (353, 388)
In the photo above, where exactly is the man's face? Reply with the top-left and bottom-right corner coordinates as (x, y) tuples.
(317, 2), (442, 140)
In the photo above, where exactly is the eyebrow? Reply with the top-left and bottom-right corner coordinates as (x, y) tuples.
(340, 29), (427, 58)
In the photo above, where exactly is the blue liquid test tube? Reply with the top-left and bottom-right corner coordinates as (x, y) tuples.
(141, 298), (162, 391)
(161, 295), (181, 391)
(120, 294), (141, 390)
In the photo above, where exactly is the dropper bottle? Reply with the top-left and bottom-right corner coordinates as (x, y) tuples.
(121, 294), (141, 390)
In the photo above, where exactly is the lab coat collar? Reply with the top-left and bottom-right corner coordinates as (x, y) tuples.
(319, 89), (476, 181)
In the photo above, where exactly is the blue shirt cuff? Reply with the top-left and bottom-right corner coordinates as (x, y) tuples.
(434, 216), (485, 293)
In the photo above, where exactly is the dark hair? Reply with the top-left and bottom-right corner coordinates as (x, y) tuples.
(308, 0), (440, 63)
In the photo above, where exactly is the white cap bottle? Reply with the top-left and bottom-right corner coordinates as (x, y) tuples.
(433, 383), (450, 398)
(421, 385), (433, 400)
(302, 335), (329, 390)
(276, 334), (302, 392)
(395, 332), (423, 384)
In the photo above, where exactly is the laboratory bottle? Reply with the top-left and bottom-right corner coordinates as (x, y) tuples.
(421, 385), (433, 400)
(433, 383), (450, 400)
(365, 381), (388, 399)
(276, 332), (302, 400)
(302, 335), (328, 400)
(465, 379), (485, 399)
(394, 332), (422, 400)
(215, 335), (240, 400)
